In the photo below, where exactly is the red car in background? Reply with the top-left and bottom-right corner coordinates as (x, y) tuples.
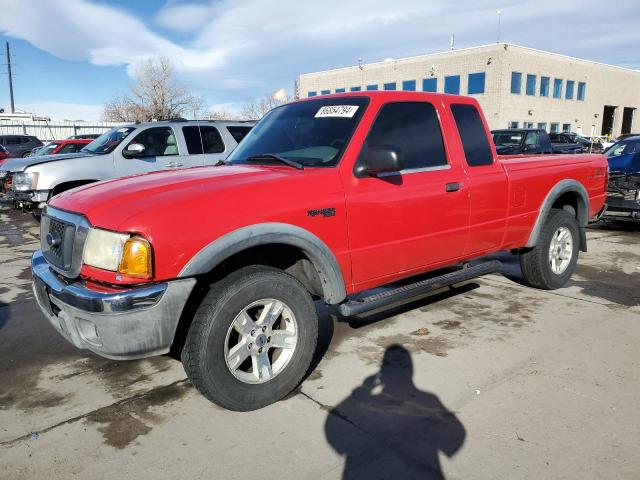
(0, 145), (9, 166)
(31, 139), (92, 157)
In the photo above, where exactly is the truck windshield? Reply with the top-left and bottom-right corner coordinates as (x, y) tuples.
(227, 97), (369, 167)
(81, 127), (136, 155)
(493, 132), (523, 146)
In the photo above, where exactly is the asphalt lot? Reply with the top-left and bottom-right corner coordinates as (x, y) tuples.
(1, 202), (639, 479)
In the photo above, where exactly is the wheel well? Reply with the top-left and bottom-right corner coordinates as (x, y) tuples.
(169, 243), (324, 359)
(552, 192), (579, 219)
(51, 180), (97, 197)
(197, 243), (324, 298)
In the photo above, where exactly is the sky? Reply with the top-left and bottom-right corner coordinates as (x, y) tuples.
(0, 0), (638, 121)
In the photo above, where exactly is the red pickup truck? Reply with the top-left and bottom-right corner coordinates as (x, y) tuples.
(32, 92), (607, 411)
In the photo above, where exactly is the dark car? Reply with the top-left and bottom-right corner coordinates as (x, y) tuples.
(492, 128), (553, 154)
(604, 136), (640, 219)
(550, 132), (600, 153)
(0, 134), (43, 158)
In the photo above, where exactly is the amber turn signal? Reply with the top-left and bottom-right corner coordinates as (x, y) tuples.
(118, 237), (152, 278)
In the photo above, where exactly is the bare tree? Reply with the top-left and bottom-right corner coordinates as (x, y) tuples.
(240, 90), (290, 120)
(103, 57), (203, 122)
(207, 108), (236, 120)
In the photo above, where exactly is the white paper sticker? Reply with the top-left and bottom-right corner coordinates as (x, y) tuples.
(315, 105), (359, 118)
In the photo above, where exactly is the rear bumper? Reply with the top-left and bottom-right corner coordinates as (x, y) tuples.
(31, 250), (196, 360)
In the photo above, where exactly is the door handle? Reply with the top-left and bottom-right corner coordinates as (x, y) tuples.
(445, 182), (462, 192)
(166, 161), (183, 168)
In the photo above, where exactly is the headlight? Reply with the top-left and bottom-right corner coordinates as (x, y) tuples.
(12, 172), (39, 191)
(83, 228), (153, 278)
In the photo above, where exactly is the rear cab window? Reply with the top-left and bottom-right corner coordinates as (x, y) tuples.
(451, 104), (494, 166)
(357, 101), (447, 174)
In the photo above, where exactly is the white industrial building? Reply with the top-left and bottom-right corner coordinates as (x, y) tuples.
(299, 43), (640, 137)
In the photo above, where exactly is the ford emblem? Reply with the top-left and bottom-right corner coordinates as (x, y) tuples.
(46, 232), (62, 247)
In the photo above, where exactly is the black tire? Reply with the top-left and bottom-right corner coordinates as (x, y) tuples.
(520, 208), (580, 290)
(181, 265), (318, 411)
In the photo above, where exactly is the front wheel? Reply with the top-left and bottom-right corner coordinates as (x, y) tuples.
(520, 208), (580, 290)
(181, 265), (318, 411)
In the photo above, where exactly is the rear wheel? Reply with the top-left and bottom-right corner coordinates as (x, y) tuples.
(520, 209), (580, 290)
(181, 265), (318, 411)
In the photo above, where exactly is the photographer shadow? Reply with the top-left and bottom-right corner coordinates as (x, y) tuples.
(325, 345), (465, 479)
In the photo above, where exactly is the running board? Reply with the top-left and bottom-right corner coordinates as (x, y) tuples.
(339, 260), (502, 317)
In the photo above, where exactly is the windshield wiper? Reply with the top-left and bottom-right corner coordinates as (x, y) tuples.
(245, 154), (304, 170)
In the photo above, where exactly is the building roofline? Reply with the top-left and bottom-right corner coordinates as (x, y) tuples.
(300, 43), (640, 77)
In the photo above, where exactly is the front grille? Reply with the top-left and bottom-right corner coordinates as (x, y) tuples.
(42, 216), (76, 271)
(48, 219), (67, 263)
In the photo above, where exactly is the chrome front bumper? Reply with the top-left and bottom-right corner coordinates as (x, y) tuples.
(31, 250), (196, 360)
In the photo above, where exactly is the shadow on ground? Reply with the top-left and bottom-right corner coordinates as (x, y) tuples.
(325, 345), (465, 479)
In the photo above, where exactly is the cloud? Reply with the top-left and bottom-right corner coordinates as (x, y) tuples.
(0, 0), (638, 109)
(155, 2), (217, 33)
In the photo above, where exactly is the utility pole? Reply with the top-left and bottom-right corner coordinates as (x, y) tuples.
(6, 41), (15, 113)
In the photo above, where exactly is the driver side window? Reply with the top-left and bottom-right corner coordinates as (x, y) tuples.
(127, 127), (178, 156)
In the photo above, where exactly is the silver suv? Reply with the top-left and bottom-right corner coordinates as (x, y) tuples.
(0, 120), (254, 208)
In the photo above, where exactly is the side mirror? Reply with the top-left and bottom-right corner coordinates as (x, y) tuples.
(122, 143), (145, 158)
(357, 147), (403, 177)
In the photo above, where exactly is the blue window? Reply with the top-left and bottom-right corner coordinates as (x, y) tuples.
(550, 123), (559, 133)
(307, 91), (317, 97)
(383, 82), (396, 91)
(508, 121), (519, 129)
(321, 90), (330, 95)
(577, 82), (586, 101)
(565, 80), (574, 100)
(366, 84), (378, 91)
(562, 123), (571, 132)
(350, 86), (361, 92)
(335, 88), (345, 93)
(526, 74), (536, 96)
(511, 72), (522, 94)
(444, 75), (460, 94)
(422, 78), (437, 92)
(540, 77), (550, 97)
(553, 79), (562, 99)
(537, 122), (548, 131)
(402, 80), (416, 91)
(467, 72), (485, 94)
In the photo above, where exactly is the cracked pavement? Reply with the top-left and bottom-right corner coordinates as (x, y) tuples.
(1, 202), (639, 479)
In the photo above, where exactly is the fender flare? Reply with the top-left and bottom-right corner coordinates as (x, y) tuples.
(178, 223), (347, 304)
(526, 179), (590, 250)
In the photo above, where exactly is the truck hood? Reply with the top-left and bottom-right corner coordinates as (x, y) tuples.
(0, 152), (93, 172)
(50, 164), (314, 229)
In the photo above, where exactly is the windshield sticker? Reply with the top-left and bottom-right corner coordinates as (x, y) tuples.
(315, 105), (359, 118)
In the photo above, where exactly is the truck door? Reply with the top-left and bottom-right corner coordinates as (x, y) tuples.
(449, 103), (509, 256)
(115, 126), (192, 175)
(344, 100), (470, 289)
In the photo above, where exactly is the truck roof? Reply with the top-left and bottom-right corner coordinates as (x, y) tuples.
(120, 119), (256, 129)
